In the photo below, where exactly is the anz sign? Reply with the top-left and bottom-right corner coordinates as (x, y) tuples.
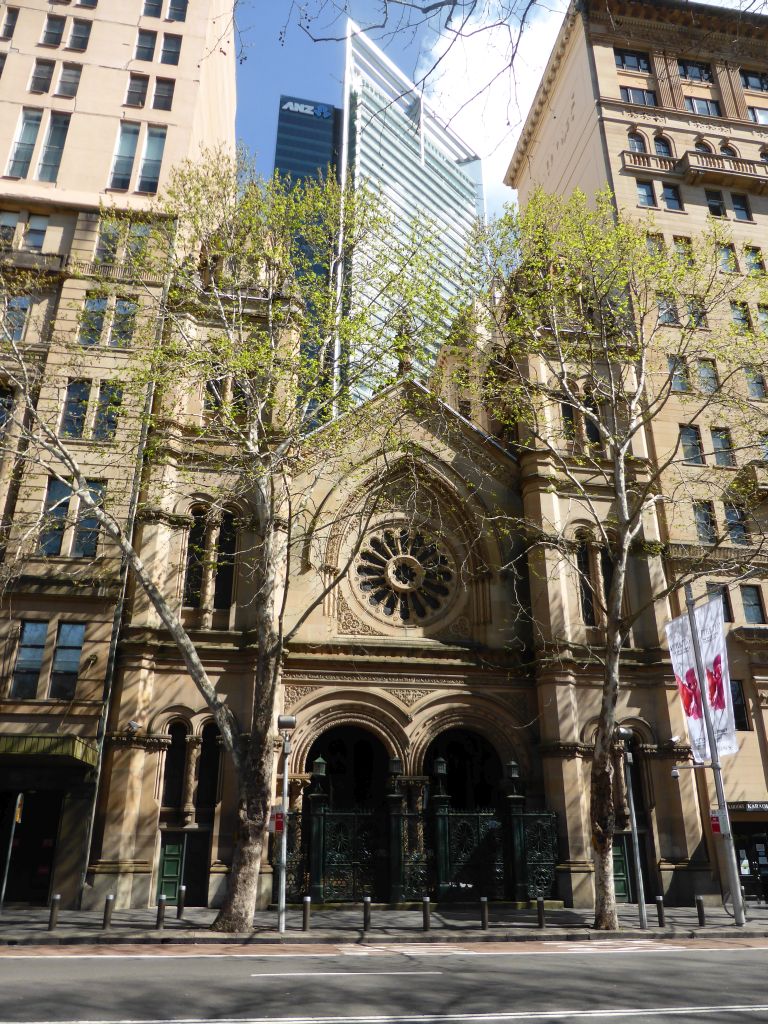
(281, 98), (334, 120)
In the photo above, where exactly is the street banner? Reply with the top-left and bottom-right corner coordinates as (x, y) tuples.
(665, 597), (738, 762)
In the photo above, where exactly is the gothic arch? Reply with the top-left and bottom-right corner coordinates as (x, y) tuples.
(579, 715), (656, 745)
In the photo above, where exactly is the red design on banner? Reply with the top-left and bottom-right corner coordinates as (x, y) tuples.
(677, 670), (702, 719)
(707, 654), (726, 711)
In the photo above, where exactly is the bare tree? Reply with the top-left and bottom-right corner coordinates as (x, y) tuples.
(441, 187), (768, 928)
(0, 149), (448, 930)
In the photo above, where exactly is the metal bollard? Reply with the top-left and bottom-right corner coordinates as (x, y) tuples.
(696, 895), (706, 927)
(48, 894), (61, 931)
(102, 894), (115, 931)
(156, 893), (167, 930)
(302, 895), (311, 931)
(422, 896), (431, 931)
(537, 896), (545, 929)
(363, 896), (371, 932)
(480, 897), (489, 930)
(655, 896), (665, 928)
(176, 885), (186, 920)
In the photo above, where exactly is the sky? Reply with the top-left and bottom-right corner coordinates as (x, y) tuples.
(233, 0), (570, 216)
(233, 0), (751, 217)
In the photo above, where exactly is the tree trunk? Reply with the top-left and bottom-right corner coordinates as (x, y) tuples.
(211, 729), (277, 932)
(591, 641), (621, 930)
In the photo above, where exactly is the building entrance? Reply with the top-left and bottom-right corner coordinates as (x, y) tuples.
(157, 830), (211, 905)
(0, 790), (62, 904)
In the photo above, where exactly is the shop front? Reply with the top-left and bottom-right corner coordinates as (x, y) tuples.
(730, 801), (768, 903)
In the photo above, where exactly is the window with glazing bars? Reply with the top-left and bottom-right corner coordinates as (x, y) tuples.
(4, 296), (30, 341)
(92, 381), (122, 440)
(153, 78), (174, 110)
(29, 60), (54, 94)
(11, 621), (49, 699)
(59, 379), (91, 438)
(160, 34), (181, 65)
(1, 7), (18, 40)
(135, 30), (156, 61)
(41, 15), (65, 46)
(694, 501), (717, 544)
(8, 109), (42, 177)
(110, 299), (137, 346)
(724, 503), (749, 544)
(110, 123), (139, 188)
(72, 481), (104, 557)
(40, 478), (71, 555)
(680, 424), (704, 463)
(168, 0), (188, 20)
(56, 64), (81, 98)
(711, 427), (736, 466)
(37, 112), (70, 182)
(48, 622), (85, 699)
(79, 296), (107, 345)
(125, 73), (148, 107)
(68, 19), (91, 50)
(741, 584), (765, 623)
(137, 126), (166, 192)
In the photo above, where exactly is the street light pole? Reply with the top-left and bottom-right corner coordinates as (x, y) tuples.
(276, 714), (296, 935)
(618, 730), (646, 929)
(684, 583), (745, 927)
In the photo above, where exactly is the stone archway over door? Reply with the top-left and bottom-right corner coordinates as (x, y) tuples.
(424, 728), (504, 810)
(306, 726), (389, 810)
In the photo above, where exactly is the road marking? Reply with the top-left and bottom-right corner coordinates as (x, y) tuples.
(5, 1005), (768, 1024)
(249, 970), (444, 978)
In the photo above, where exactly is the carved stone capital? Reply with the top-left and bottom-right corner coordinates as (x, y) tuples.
(539, 741), (592, 759)
(107, 732), (171, 752)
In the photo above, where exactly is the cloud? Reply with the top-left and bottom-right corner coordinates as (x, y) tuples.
(417, 1), (569, 216)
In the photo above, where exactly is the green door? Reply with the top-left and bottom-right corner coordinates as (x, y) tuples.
(613, 835), (631, 903)
(158, 833), (184, 902)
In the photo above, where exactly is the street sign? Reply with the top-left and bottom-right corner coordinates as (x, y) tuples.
(710, 810), (722, 834)
(268, 806), (285, 834)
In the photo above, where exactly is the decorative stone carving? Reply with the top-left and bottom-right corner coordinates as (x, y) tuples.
(337, 591), (383, 636)
(436, 614), (472, 641)
(539, 741), (592, 759)
(283, 685), (316, 710)
(390, 687), (431, 707)
(107, 732), (171, 752)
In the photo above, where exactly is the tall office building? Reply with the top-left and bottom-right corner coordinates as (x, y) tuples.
(274, 23), (484, 372)
(503, 0), (768, 906)
(0, 0), (235, 908)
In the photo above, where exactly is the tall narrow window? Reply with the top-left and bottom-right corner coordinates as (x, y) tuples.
(168, 0), (188, 21)
(24, 215), (48, 252)
(59, 379), (91, 439)
(576, 539), (596, 627)
(11, 621), (48, 699)
(583, 396), (602, 448)
(561, 402), (576, 443)
(711, 427), (735, 467)
(680, 424), (704, 464)
(694, 501), (717, 544)
(741, 585), (765, 624)
(746, 247), (765, 274)
(135, 29), (156, 60)
(160, 34), (181, 65)
(29, 59), (55, 94)
(40, 478), (71, 556)
(162, 722), (188, 807)
(56, 63), (82, 98)
(658, 295), (679, 325)
(72, 481), (104, 557)
(143, 0), (163, 14)
(41, 14), (66, 46)
(196, 723), (221, 809)
(0, 385), (14, 432)
(732, 194), (752, 221)
(705, 190), (726, 217)
(37, 112), (70, 182)
(153, 78), (175, 110)
(636, 181), (656, 207)
(0, 211), (18, 248)
(183, 508), (206, 607)
(49, 622), (85, 699)
(4, 296), (30, 341)
(110, 123), (139, 189)
(0, 7), (18, 40)
(8, 109), (42, 177)
(110, 299), (137, 346)
(731, 680), (750, 731)
(125, 73), (149, 107)
(731, 302), (752, 332)
(661, 184), (683, 211)
(724, 504), (749, 545)
(718, 244), (738, 272)
(745, 365), (767, 399)
(79, 296), (107, 346)
(687, 299), (707, 329)
(707, 583), (734, 622)
(137, 126), (166, 192)
(68, 19), (92, 51)
(92, 382), (122, 441)
(627, 132), (646, 153)
(213, 512), (237, 609)
(95, 222), (120, 263)
(655, 136), (672, 157)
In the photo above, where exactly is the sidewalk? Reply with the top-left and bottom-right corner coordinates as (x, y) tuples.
(1, 902), (767, 946)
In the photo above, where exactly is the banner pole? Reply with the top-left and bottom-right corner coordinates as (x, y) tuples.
(684, 584), (745, 926)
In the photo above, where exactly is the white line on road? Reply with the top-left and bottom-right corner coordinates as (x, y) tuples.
(4, 1004), (768, 1024)
(248, 971), (443, 978)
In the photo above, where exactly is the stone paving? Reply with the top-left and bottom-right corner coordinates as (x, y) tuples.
(1, 901), (767, 945)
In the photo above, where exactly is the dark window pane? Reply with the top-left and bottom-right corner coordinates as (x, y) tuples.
(68, 19), (92, 51)
(168, 0), (188, 21)
(742, 585), (765, 624)
(213, 512), (237, 610)
(160, 34), (181, 65)
(655, 136), (672, 156)
(11, 621), (48, 699)
(183, 508), (206, 607)
(746, 366), (767, 399)
(40, 478), (71, 555)
(707, 583), (733, 622)
(628, 132), (646, 153)
(576, 540), (596, 626)
(72, 481), (104, 557)
(110, 299), (137, 346)
(162, 722), (187, 807)
(614, 49), (650, 72)
(669, 356), (689, 392)
(706, 190), (726, 217)
(196, 723), (220, 808)
(732, 193), (752, 221)
(694, 501), (716, 544)
(60, 379), (91, 438)
(680, 425), (704, 464)
(92, 382), (122, 441)
(662, 184), (682, 210)
(711, 428), (735, 467)
(49, 622), (85, 699)
(135, 29), (156, 61)
(637, 181), (655, 207)
(724, 504), (748, 544)
(731, 680), (749, 731)
(79, 297), (107, 346)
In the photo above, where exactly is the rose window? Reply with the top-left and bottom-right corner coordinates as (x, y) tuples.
(355, 528), (455, 623)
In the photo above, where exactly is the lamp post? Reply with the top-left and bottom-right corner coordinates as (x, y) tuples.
(684, 583), (745, 926)
(276, 714), (297, 934)
(618, 728), (646, 929)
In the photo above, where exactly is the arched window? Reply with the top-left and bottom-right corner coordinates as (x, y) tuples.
(183, 507), (206, 608)
(162, 721), (188, 808)
(196, 722), (221, 809)
(183, 506), (238, 616)
(583, 394), (602, 448)
(720, 144), (737, 157)
(628, 132), (646, 154)
(694, 140), (712, 154)
(576, 537), (596, 627)
(654, 135), (672, 157)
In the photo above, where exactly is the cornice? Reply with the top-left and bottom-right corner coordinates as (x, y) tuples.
(107, 732), (171, 752)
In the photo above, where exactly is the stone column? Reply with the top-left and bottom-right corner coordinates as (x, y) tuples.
(181, 735), (202, 824)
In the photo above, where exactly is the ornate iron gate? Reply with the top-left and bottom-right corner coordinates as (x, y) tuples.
(320, 810), (387, 901)
(440, 811), (506, 900)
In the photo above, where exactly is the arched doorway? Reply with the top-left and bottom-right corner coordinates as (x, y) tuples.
(424, 728), (503, 809)
(306, 725), (389, 809)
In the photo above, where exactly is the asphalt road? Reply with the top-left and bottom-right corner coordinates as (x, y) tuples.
(0, 939), (766, 1024)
